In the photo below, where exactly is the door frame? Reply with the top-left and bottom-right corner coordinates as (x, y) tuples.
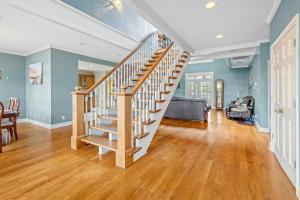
(270, 14), (299, 195)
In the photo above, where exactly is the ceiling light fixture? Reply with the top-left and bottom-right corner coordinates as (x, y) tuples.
(106, 0), (121, 10)
(206, 1), (216, 9)
(216, 34), (224, 39)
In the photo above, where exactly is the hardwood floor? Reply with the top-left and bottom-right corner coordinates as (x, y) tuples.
(0, 111), (297, 200)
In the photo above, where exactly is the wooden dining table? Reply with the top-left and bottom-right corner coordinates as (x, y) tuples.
(0, 110), (19, 153)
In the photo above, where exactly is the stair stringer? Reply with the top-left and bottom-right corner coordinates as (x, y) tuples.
(133, 58), (190, 161)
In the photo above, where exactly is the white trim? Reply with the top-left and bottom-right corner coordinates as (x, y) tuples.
(0, 49), (25, 57)
(22, 119), (72, 129)
(188, 59), (214, 65)
(255, 119), (270, 133)
(25, 45), (51, 57)
(125, 0), (193, 52)
(270, 14), (299, 193)
(193, 40), (269, 56)
(266, 0), (282, 24)
(17, 118), (28, 123)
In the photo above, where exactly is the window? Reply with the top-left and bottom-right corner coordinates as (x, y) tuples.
(185, 72), (213, 104)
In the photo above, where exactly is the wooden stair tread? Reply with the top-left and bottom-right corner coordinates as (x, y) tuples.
(173, 70), (181, 74)
(160, 90), (171, 95)
(155, 99), (166, 103)
(81, 135), (117, 151)
(121, 85), (134, 90)
(141, 67), (150, 71)
(176, 64), (183, 68)
(98, 114), (117, 120)
(126, 147), (142, 156)
(149, 109), (162, 113)
(143, 119), (156, 125)
(148, 59), (157, 63)
(137, 73), (146, 76)
(90, 122), (118, 134)
(165, 83), (175, 87)
(135, 132), (150, 140)
(131, 78), (141, 81)
(144, 63), (152, 67)
(179, 59), (186, 63)
(181, 55), (188, 58)
(169, 76), (178, 79)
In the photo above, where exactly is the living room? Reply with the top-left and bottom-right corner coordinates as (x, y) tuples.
(0, 0), (299, 199)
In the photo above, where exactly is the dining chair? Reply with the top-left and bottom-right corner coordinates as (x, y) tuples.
(8, 97), (20, 112)
(0, 102), (14, 153)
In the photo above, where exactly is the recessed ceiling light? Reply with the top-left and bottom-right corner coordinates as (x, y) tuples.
(206, 2), (216, 9)
(216, 34), (224, 39)
(80, 42), (87, 46)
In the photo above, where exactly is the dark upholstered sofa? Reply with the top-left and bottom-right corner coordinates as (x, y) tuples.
(164, 97), (211, 121)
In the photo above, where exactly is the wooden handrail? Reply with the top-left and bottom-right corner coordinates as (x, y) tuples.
(84, 32), (158, 95)
(130, 42), (174, 95)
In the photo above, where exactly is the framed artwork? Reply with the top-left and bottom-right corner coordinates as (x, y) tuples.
(29, 62), (43, 85)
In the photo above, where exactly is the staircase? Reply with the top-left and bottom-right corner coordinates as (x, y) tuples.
(71, 32), (190, 168)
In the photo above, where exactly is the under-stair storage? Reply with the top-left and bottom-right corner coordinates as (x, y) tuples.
(71, 32), (190, 168)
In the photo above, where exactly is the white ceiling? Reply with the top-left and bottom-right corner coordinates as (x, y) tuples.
(127, 0), (277, 63)
(0, 0), (140, 62)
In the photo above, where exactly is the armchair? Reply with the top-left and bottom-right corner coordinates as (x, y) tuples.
(226, 96), (254, 120)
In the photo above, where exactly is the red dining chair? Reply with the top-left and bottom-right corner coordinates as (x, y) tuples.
(0, 102), (14, 153)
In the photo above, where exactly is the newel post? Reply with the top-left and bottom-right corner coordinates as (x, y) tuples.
(71, 87), (86, 150)
(116, 90), (134, 168)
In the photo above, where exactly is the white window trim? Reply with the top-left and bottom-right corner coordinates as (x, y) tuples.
(185, 72), (214, 105)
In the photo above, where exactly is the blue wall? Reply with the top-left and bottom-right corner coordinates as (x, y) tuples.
(26, 49), (52, 124)
(175, 59), (249, 108)
(0, 53), (26, 118)
(249, 43), (270, 128)
(62, 0), (156, 41)
(24, 48), (115, 125)
(51, 48), (115, 124)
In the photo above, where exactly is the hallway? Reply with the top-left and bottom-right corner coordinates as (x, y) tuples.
(0, 111), (296, 200)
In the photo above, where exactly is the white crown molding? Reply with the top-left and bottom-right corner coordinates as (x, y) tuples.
(193, 39), (269, 56)
(25, 45), (51, 56)
(125, 0), (193, 52)
(266, 0), (282, 24)
(190, 49), (257, 63)
(0, 49), (25, 57)
(188, 59), (214, 65)
(2, 0), (140, 57)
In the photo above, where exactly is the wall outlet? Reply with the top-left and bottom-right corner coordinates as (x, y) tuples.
(62, 115), (65, 121)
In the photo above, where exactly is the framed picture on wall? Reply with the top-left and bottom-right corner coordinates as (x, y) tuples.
(29, 62), (43, 85)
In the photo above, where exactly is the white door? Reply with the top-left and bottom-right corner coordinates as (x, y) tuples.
(271, 21), (297, 186)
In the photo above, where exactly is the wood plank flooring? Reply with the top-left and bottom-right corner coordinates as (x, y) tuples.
(0, 111), (297, 200)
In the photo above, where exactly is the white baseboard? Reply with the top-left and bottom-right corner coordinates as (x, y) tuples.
(18, 118), (72, 129)
(255, 120), (270, 133)
(297, 187), (300, 199)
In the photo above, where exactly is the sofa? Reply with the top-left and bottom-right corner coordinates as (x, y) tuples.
(226, 96), (254, 120)
(164, 97), (211, 121)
